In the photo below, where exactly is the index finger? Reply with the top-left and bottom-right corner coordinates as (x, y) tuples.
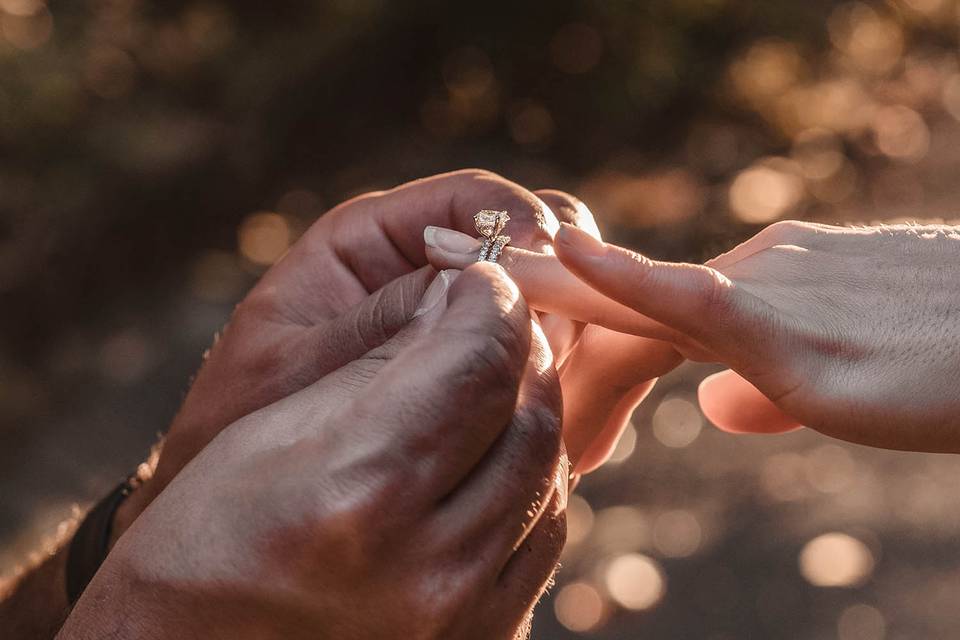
(424, 226), (682, 341)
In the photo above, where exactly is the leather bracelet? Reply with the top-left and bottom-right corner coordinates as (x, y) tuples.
(65, 477), (137, 605)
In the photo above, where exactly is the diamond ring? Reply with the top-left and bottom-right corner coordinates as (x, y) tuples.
(474, 210), (511, 263)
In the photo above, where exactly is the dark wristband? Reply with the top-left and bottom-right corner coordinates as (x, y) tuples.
(65, 477), (136, 605)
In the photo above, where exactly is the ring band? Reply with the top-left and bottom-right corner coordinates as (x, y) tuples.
(474, 210), (511, 264)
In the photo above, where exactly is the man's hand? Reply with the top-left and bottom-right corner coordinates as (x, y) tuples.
(554, 220), (960, 453)
(59, 265), (567, 640)
(114, 169), (572, 539)
(3, 170), (574, 639)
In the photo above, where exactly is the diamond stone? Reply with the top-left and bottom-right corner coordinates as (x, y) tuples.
(474, 210), (510, 238)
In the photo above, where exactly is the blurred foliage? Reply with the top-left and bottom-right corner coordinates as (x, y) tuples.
(4, 0), (960, 638)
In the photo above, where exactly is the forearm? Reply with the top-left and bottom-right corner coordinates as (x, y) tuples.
(0, 525), (76, 639)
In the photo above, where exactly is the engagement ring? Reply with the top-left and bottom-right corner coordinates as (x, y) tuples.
(474, 210), (511, 264)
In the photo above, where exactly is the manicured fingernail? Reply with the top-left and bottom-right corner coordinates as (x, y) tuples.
(424, 226), (481, 254)
(556, 222), (607, 258)
(414, 269), (459, 317)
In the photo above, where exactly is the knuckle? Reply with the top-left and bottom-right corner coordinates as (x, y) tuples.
(449, 167), (504, 184)
(225, 315), (288, 380)
(764, 219), (808, 244)
(233, 285), (277, 323)
(620, 250), (658, 291)
(452, 170), (554, 240)
(456, 264), (529, 326)
(539, 189), (595, 226)
(697, 266), (738, 320)
(513, 404), (563, 467)
(463, 327), (525, 395)
(300, 494), (390, 575)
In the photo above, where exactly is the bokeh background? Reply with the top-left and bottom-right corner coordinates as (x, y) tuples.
(2, 0), (960, 637)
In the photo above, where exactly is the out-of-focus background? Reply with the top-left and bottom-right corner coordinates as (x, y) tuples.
(2, 0), (960, 637)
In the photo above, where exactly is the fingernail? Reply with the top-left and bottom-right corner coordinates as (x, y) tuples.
(414, 269), (459, 318)
(424, 226), (481, 254)
(556, 222), (607, 258)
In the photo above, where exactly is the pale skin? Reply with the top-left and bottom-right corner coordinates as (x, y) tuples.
(1, 170), (639, 638)
(426, 218), (960, 454)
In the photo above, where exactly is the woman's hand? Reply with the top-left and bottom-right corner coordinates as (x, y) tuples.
(553, 220), (960, 453)
(59, 265), (567, 640)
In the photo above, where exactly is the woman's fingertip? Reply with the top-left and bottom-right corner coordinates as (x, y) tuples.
(698, 370), (803, 435)
(555, 222), (607, 259)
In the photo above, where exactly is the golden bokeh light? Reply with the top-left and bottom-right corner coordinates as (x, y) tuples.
(828, 4), (904, 74)
(653, 510), (702, 558)
(580, 169), (705, 228)
(838, 604), (886, 640)
(872, 105), (930, 163)
(604, 553), (666, 611)
(729, 159), (804, 224)
(422, 46), (500, 139)
(565, 494), (595, 549)
(808, 161), (858, 204)
(760, 452), (809, 502)
(442, 46), (495, 100)
(803, 444), (856, 494)
(554, 582), (606, 632)
(793, 79), (873, 134)
(729, 39), (806, 104)
(652, 396), (703, 449)
(238, 212), (292, 267)
(799, 533), (875, 587)
(593, 506), (650, 554)
(791, 128), (845, 180)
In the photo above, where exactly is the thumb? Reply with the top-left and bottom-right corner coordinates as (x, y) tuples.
(554, 223), (771, 364)
(698, 369), (802, 434)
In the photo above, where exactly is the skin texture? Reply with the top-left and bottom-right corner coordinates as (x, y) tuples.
(58, 265), (568, 640)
